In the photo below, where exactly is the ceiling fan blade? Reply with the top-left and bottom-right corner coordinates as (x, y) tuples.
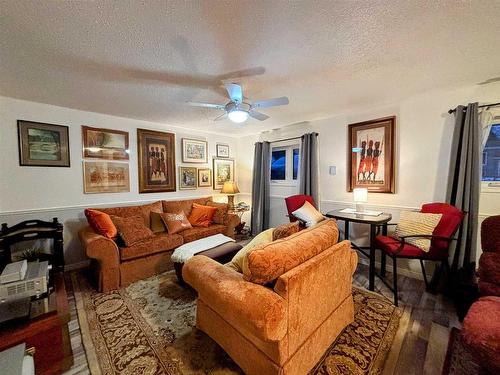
(213, 113), (228, 121)
(224, 83), (243, 102)
(249, 110), (270, 121)
(252, 96), (289, 109)
(187, 101), (225, 110)
(218, 66), (266, 81)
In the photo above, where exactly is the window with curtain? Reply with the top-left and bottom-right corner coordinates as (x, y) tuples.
(270, 145), (300, 183)
(482, 123), (500, 181)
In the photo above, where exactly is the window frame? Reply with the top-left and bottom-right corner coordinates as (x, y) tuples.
(481, 123), (500, 193)
(270, 140), (301, 186)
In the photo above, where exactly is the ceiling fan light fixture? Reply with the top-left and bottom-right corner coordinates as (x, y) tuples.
(228, 109), (249, 123)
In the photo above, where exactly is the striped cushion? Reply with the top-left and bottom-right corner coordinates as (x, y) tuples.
(395, 211), (442, 252)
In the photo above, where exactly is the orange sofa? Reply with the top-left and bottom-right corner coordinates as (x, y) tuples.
(79, 197), (239, 292)
(183, 219), (357, 375)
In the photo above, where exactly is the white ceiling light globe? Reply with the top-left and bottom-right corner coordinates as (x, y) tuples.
(228, 110), (249, 123)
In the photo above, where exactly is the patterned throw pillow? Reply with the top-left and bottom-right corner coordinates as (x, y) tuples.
(291, 201), (325, 227)
(110, 215), (155, 247)
(160, 211), (193, 234)
(206, 201), (229, 225)
(150, 212), (166, 233)
(272, 222), (300, 241)
(395, 211), (443, 252)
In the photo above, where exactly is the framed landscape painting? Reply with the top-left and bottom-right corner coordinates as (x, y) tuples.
(213, 158), (234, 190)
(82, 126), (129, 160)
(83, 161), (130, 193)
(179, 166), (197, 190)
(137, 129), (176, 193)
(198, 168), (211, 187)
(348, 116), (395, 193)
(18, 120), (70, 167)
(182, 138), (208, 163)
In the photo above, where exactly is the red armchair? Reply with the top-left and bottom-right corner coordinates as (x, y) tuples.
(285, 194), (316, 223)
(374, 203), (464, 306)
(462, 215), (500, 374)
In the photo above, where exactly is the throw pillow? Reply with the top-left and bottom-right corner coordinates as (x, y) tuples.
(150, 211), (166, 233)
(188, 203), (218, 227)
(161, 211), (193, 234)
(291, 201), (325, 227)
(110, 215), (154, 247)
(272, 222), (300, 241)
(395, 211), (443, 252)
(226, 228), (274, 273)
(206, 201), (229, 225)
(84, 209), (117, 239)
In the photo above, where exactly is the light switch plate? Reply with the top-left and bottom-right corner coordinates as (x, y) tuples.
(329, 166), (336, 175)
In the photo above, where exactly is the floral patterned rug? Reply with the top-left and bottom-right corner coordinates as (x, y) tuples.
(72, 271), (408, 375)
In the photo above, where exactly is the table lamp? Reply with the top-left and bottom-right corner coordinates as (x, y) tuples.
(221, 181), (240, 209)
(353, 188), (368, 213)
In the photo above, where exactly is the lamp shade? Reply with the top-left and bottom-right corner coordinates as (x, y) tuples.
(221, 181), (240, 194)
(353, 188), (368, 203)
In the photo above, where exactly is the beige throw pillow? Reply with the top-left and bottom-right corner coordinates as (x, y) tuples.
(226, 228), (274, 273)
(395, 211), (442, 252)
(291, 201), (324, 227)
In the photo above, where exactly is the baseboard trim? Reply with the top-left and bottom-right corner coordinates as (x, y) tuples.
(357, 254), (425, 281)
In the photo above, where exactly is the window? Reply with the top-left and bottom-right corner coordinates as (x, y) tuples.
(482, 124), (500, 182)
(271, 144), (300, 184)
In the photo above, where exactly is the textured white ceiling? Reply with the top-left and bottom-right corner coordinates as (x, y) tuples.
(1, 1), (500, 136)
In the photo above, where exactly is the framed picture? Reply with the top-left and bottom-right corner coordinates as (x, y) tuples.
(83, 161), (130, 193)
(216, 143), (230, 158)
(348, 116), (395, 193)
(137, 129), (176, 193)
(198, 168), (212, 187)
(182, 138), (208, 163)
(18, 120), (70, 167)
(213, 158), (234, 190)
(179, 166), (197, 190)
(82, 126), (129, 160)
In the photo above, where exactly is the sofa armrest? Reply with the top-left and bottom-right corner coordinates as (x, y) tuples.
(79, 226), (120, 269)
(183, 255), (287, 342)
(224, 213), (240, 238)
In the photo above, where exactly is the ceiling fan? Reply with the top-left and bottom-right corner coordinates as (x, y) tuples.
(187, 83), (289, 123)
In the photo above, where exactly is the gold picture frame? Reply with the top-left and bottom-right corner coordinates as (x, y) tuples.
(198, 168), (212, 187)
(83, 161), (130, 193)
(82, 125), (129, 160)
(179, 166), (197, 190)
(213, 158), (234, 190)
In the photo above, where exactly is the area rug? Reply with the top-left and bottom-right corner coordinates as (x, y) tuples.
(442, 327), (481, 375)
(72, 271), (409, 375)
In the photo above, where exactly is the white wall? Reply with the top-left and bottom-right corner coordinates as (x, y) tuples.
(237, 82), (500, 278)
(0, 96), (239, 266)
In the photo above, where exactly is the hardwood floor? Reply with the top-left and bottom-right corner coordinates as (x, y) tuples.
(62, 261), (459, 375)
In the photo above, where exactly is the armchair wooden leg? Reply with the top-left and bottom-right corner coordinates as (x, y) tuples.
(420, 259), (429, 290)
(393, 256), (398, 307)
(381, 252), (387, 277)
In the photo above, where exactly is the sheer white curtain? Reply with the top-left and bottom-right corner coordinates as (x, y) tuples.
(480, 109), (494, 149)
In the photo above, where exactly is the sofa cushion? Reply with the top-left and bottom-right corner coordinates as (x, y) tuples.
(272, 222), (300, 241)
(84, 209), (117, 238)
(188, 203), (218, 227)
(160, 211), (192, 234)
(181, 224), (227, 243)
(119, 232), (183, 261)
(243, 219), (339, 285)
(291, 201), (325, 227)
(95, 201), (163, 227)
(162, 197), (211, 216)
(111, 215), (155, 247)
(206, 201), (229, 225)
(479, 252), (500, 286)
(150, 211), (166, 233)
(227, 228), (274, 273)
(395, 211), (442, 252)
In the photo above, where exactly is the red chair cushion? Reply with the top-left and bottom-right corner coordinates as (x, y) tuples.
(462, 296), (500, 374)
(421, 203), (463, 252)
(374, 235), (447, 260)
(285, 195), (316, 223)
(481, 215), (500, 253)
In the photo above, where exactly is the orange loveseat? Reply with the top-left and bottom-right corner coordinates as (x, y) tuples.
(183, 219), (357, 375)
(79, 197), (239, 292)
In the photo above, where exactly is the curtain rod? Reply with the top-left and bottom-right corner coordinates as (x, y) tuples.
(268, 133), (318, 144)
(448, 102), (500, 114)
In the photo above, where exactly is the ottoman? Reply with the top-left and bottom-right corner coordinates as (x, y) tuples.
(172, 235), (242, 284)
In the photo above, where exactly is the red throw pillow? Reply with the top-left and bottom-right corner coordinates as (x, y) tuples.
(84, 209), (117, 238)
(188, 203), (218, 227)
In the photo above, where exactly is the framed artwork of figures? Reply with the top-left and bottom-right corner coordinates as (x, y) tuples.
(137, 129), (176, 193)
(82, 126), (129, 160)
(179, 166), (197, 190)
(18, 120), (70, 167)
(348, 116), (395, 193)
(213, 158), (234, 190)
(182, 138), (208, 163)
(216, 143), (230, 158)
(198, 168), (211, 187)
(83, 161), (130, 193)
